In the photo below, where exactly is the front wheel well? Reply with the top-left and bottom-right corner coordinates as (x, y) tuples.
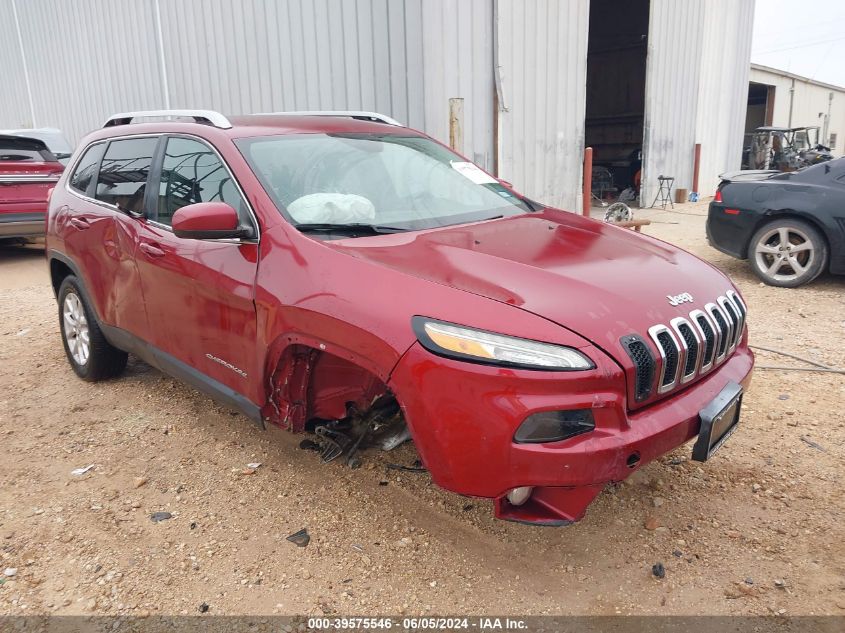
(49, 258), (74, 298)
(264, 344), (394, 432)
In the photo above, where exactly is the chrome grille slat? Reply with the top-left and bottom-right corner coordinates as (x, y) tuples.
(648, 325), (681, 394)
(670, 317), (700, 383)
(706, 302), (730, 363)
(726, 290), (746, 345)
(689, 309), (716, 374)
(718, 296), (741, 353)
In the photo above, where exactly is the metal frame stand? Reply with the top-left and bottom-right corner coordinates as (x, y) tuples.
(650, 175), (675, 209)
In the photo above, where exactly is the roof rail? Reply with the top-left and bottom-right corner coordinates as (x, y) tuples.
(103, 110), (232, 129)
(255, 110), (402, 126)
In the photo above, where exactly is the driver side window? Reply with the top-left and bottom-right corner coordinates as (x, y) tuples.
(156, 137), (248, 227)
(95, 138), (157, 213)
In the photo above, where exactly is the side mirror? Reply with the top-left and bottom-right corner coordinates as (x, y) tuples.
(172, 202), (248, 240)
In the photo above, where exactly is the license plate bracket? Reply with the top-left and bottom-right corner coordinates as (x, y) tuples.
(692, 381), (743, 462)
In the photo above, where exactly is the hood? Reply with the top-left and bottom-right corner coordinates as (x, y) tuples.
(328, 211), (736, 358)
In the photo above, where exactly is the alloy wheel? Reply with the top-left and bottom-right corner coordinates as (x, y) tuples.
(63, 292), (90, 366)
(753, 226), (815, 283)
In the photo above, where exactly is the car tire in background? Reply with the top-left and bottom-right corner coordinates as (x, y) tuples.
(748, 218), (828, 288)
(58, 275), (128, 381)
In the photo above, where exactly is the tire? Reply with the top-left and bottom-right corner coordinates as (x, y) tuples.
(57, 275), (128, 381)
(748, 218), (828, 288)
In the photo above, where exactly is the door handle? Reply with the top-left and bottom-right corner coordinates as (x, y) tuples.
(69, 217), (90, 230)
(139, 242), (166, 258)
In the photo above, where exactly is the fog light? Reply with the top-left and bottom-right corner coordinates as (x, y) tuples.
(514, 409), (595, 443)
(506, 486), (533, 506)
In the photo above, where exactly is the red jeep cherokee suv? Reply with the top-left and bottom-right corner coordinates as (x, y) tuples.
(46, 110), (753, 525)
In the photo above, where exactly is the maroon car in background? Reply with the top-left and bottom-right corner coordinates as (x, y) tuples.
(45, 110), (754, 526)
(0, 134), (64, 240)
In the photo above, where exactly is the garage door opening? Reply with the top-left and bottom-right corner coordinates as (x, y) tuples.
(585, 0), (650, 208)
(745, 82), (775, 133)
(743, 81), (776, 166)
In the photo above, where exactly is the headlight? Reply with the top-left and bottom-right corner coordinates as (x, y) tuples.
(412, 317), (594, 371)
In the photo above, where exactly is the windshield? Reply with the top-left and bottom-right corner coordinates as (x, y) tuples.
(236, 133), (533, 234)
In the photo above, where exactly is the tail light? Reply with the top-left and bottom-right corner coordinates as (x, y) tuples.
(714, 189), (723, 203)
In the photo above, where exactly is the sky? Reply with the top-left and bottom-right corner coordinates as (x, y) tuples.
(752, 0), (845, 87)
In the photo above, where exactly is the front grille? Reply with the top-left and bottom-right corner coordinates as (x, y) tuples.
(621, 335), (655, 402)
(631, 290), (746, 404)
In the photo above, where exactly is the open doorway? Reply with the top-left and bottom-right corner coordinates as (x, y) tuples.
(585, 0), (650, 208)
(745, 82), (775, 133)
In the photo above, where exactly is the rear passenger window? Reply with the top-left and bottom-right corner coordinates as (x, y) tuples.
(95, 138), (158, 213)
(156, 137), (247, 226)
(69, 143), (105, 194)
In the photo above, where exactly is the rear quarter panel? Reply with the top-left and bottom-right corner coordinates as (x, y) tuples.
(711, 175), (845, 271)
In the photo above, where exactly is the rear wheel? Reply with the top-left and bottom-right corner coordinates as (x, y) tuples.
(58, 276), (128, 381)
(749, 219), (827, 288)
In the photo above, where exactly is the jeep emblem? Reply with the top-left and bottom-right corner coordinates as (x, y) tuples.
(667, 292), (694, 306)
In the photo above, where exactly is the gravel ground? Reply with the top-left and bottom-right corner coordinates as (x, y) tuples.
(0, 202), (843, 617)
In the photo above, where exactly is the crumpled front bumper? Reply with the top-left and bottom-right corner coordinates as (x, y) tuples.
(389, 341), (754, 525)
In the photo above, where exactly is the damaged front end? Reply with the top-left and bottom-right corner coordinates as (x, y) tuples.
(263, 344), (412, 468)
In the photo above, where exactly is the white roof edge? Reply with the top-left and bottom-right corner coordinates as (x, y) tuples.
(750, 63), (845, 94)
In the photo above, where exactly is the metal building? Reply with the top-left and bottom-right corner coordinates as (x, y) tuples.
(0, 0), (754, 209)
(746, 63), (845, 154)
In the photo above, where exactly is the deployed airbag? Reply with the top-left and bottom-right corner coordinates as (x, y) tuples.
(287, 193), (376, 224)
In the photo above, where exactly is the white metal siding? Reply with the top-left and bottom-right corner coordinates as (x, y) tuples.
(1, 0), (755, 202)
(421, 0), (495, 169)
(642, 0), (705, 205)
(1, 0), (494, 168)
(496, 0), (590, 210)
(8, 0), (165, 143)
(696, 0), (755, 196)
(643, 0), (755, 202)
(0, 1), (39, 128)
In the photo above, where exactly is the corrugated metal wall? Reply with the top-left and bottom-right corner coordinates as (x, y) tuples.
(0, 0), (36, 128)
(0, 0), (494, 169)
(496, 0), (590, 211)
(695, 0), (755, 196)
(2, 0), (166, 142)
(157, 0), (493, 168)
(644, 0), (755, 202)
(641, 0), (706, 205)
(1, 0), (755, 205)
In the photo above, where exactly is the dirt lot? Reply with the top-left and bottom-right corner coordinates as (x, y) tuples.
(0, 204), (843, 617)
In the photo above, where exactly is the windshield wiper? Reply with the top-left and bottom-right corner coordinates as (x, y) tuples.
(294, 222), (408, 235)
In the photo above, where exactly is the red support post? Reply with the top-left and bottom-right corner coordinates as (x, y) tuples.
(692, 143), (702, 194)
(582, 146), (593, 217)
